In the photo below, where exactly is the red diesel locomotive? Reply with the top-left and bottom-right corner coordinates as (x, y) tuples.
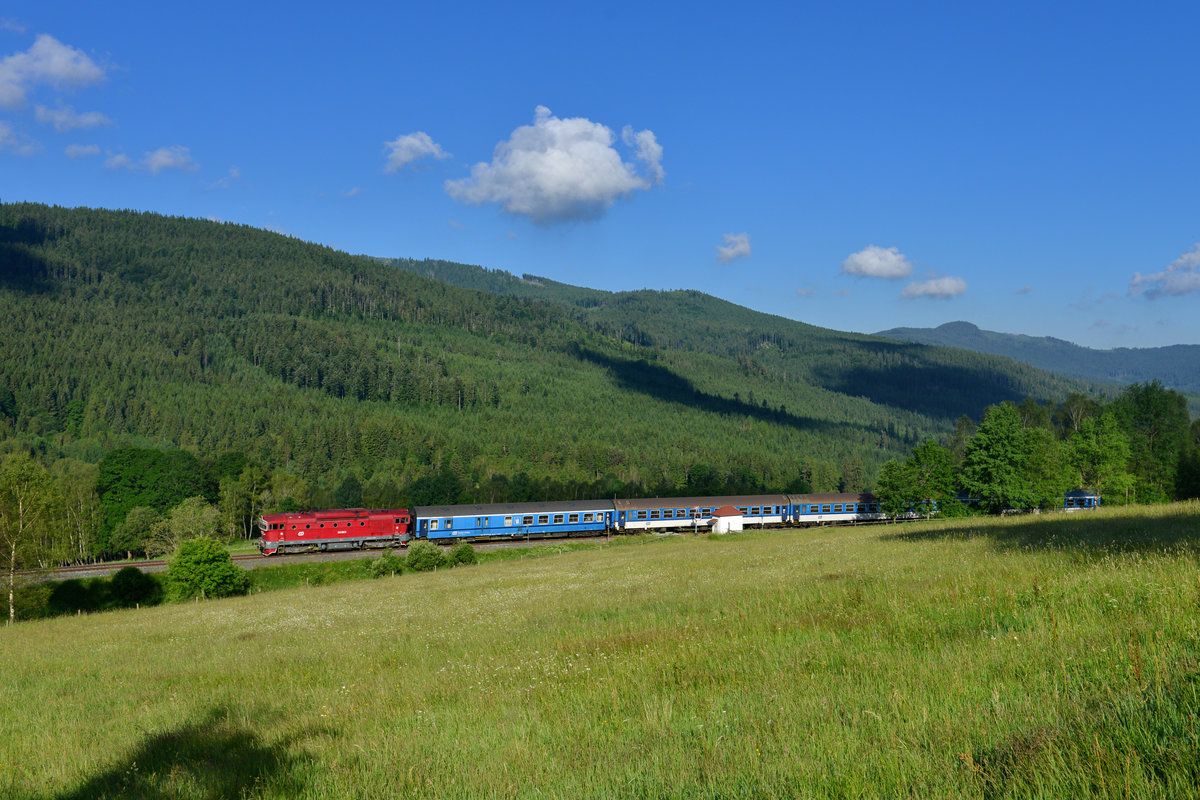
(257, 508), (412, 555)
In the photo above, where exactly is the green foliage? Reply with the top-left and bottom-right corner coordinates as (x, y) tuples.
(95, 448), (214, 554)
(446, 541), (477, 567)
(368, 550), (404, 578)
(1065, 411), (1133, 500)
(109, 566), (163, 607)
(248, 558), (377, 592)
(961, 403), (1032, 512)
(1111, 381), (1191, 502)
(405, 540), (447, 572)
(166, 537), (249, 601)
(874, 441), (957, 517)
(873, 460), (910, 518)
(1, 452), (62, 622)
(110, 505), (161, 557)
(146, 496), (221, 558)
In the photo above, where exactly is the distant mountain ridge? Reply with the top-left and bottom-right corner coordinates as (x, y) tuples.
(875, 321), (1200, 397)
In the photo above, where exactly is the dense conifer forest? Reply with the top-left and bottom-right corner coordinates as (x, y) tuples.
(7, 201), (1186, 566)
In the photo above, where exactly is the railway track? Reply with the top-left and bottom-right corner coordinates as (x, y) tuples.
(23, 534), (612, 582)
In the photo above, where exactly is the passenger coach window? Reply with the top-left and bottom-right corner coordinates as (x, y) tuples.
(553, 514), (564, 523)
(505, 516), (513, 526)
(833, 505), (842, 512)
(538, 515), (549, 524)
(822, 505), (831, 513)
(569, 514), (578, 523)
(650, 511), (660, 519)
(583, 513), (593, 522)
(523, 516), (533, 525)
(430, 520), (439, 530)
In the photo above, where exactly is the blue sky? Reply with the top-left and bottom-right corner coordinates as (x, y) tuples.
(2, 1), (1197, 348)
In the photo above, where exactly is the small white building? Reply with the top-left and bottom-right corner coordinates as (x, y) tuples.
(711, 505), (744, 534)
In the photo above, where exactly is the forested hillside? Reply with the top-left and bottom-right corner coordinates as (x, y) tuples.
(2, 203), (1093, 528)
(388, 258), (1099, 422)
(876, 321), (1200, 400)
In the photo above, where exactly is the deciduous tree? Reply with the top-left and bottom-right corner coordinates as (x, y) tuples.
(0, 454), (61, 624)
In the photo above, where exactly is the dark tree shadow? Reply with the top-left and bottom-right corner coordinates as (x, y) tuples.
(813, 355), (1030, 421)
(50, 707), (315, 800)
(881, 505), (1200, 558)
(0, 216), (52, 293)
(571, 345), (866, 437)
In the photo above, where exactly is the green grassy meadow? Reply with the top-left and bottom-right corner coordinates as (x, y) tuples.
(3, 505), (1200, 799)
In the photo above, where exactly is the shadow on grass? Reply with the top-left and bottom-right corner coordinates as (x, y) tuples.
(880, 504), (1200, 557)
(50, 707), (314, 800)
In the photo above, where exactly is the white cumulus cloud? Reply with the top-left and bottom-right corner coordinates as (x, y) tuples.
(446, 105), (664, 225)
(0, 34), (106, 108)
(901, 276), (968, 299)
(840, 245), (913, 279)
(716, 232), (751, 263)
(64, 143), (99, 158)
(1128, 244), (1200, 299)
(35, 103), (109, 131)
(144, 145), (196, 174)
(105, 145), (197, 174)
(0, 120), (38, 155)
(383, 131), (449, 173)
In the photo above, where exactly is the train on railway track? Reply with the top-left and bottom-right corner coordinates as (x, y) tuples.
(255, 490), (1101, 555)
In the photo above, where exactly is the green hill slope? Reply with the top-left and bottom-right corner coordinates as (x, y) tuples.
(2, 202), (1092, 500)
(387, 258), (1100, 423)
(876, 321), (1200, 398)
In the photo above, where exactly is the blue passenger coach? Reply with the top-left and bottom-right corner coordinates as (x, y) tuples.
(613, 495), (791, 532)
(787, 493), (885, 525)
(412, 500), (614, 540)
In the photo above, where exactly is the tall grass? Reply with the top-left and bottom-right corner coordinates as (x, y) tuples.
(2, 504), (1199, 798)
